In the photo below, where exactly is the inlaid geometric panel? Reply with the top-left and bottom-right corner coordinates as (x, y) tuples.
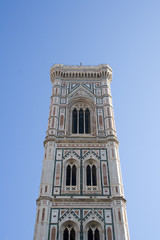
(97, 109), (104, 130)
(105, 210), (112, 224)
(56, 150), (62, 160)
(96, 210), (103, 217)
(83, 210), (90, 217)
(103, 187), (110, 195)
(73, 150), (80, 157)
(51, 210), (59, 223)
(54, 162), (61, 186)
(82, 83), (94, 93)
(59, 108), (65, 130)
(101, 150), (107, 160)
(72, 210), (80, 217)
(69, 83), (80, 93)
(53, 187), (60, 195)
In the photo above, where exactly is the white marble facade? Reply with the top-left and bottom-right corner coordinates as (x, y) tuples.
(33, 64), (130, 240)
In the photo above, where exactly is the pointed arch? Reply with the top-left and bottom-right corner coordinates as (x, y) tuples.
(95, 228), (100, 240)
(66, 165), (71, 186)
(72, 109), (77, 133)
(72, 165), (76, 186)
(51, 227), (56, 240)
(79, 109), (84, 133)
(88, 228), (93, 240)
(70, 228), (75, 240)
(87, 165), (91, 186)
(64, 228), (69, 240)
(85, 108), (90, 133)
(92, 165), (97, 186)
(107, 227), (112, 240)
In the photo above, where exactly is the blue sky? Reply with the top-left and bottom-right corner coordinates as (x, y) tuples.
(1, 0), (160, 239)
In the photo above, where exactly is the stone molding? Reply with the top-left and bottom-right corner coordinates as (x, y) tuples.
(36, 195), (126, 205)
(50, 64), (112, 82)
(44, 135), (119, 146)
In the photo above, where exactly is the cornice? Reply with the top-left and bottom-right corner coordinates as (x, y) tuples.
(50, 64), (112, 83)
(36, 195), (126, 205)
(51, 64), (112, 71)
(43, 135), (119, 146)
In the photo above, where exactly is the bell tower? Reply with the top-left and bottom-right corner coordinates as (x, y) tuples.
(33, 64), (130, 240)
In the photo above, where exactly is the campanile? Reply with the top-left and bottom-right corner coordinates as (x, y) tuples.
(33, 64), (130, 240)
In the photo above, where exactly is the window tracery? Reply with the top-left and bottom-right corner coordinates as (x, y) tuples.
(63, 227), (76, 240)
(66, 164), (77, 186)
(62, 159), (80, 193)
(86, 164), (97, 186)
(88, 227), (100, 240)
(72, 107), (91, 134)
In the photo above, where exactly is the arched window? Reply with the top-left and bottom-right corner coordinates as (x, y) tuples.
(88, 228), (93, 240)
(85, 108), (90, 133)
(64, 228), (69, 240)
(92, 165), (97, 186)
(88, 228), (100, 240)
(63, 228), (75, 240)
(66, 164), (77, 186)
(66, 165), (71, 186)
(72, 165), (76, 186)
(70, 228), (75, 240)
(72, 109), (77, 133)
(86, 164), (97, 186)
(72, 108), (91, 134)
(95, 228), (100, 240)
(87, 165), (91, 186)
(79, 109), (84, 133)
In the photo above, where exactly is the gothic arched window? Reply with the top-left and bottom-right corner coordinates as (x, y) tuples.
(72, 109), (77, 133)
(72, 165), (76, 186)
(66, 164), (77, 186)
(63, 228), (75, 240)
(64, 228), (69, 240)
(85, 108), (90, 134)
(86, 164), (97, 186)
(92, 165), (97, 186)
(70, 228), (75, 240)
(95, 228), (100, 240)
(87, 165), (91, 186)
(88, 228), (93, 240)
(88, 228), (100, 240)
(66, 165), (71, 186)
(72, 108), (91, 134)
(79, 109), (84, 133)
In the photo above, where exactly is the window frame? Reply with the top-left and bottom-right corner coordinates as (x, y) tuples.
(71, 105), (92, 135)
